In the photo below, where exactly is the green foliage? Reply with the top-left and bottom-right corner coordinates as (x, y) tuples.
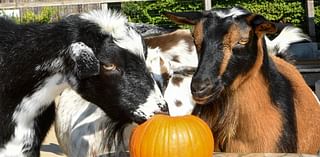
(242, 0), (304, 25)
(19, 7), (59, 24)
(122, 0), (203, 27)
(122, 0), (305, 27)
(315, 6), (320, 25)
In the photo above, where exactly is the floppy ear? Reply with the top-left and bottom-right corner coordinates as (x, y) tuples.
(69, 42), (100, 79)
(246, 14), (277, 35)
(164, 11), (206, 25)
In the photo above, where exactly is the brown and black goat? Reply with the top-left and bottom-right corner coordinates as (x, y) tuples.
(165, 7), (320, 154)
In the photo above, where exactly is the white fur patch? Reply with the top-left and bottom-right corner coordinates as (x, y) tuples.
(114, 27), (145, 60)
(310, 88), (320, 105)
(265, 26), (310, 55)
(80, 9), (145, 60)
(69, 42), (95, 60)
(133, 81), (166, 119)
(216, 7), (247, 18)
(55, 89), (136, 157)
(35, 57), (64, 72)
(80, 9), (127, 37)
(146, 47), (173, 88)
(161, 39), (198, 69)
(164, 76), (195, 116)
(0, 74), (69, 156)
(146, 47), (164, 84)
(56, 89), (108, 156)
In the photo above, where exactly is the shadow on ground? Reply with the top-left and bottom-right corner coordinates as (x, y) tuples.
(41, 143), (64, 155)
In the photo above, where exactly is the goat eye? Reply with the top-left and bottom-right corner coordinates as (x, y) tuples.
(238, 38), (249, 45)
(103, 64), (116, 71)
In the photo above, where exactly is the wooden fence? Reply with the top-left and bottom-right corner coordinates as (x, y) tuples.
(0, 0), (151, 22)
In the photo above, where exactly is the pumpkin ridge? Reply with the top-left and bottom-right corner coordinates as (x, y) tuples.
(190, 115), (214, 156)
(174, 118), (182, 156)
(153, 116), (164, 157)
(143, 115), (164, 157)
(183, 116), (196, 157)
(193, 117), (208, 157)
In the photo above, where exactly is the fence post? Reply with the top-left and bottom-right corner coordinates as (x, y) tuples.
(101, 3), (108, 10)
(204, 0), (211, 10)
(306, 0), (316, 41)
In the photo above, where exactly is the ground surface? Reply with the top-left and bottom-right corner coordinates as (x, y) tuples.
(40, 125), (66, 157)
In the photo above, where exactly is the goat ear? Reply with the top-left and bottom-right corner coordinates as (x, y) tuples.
(69, 42), (100, 79)
(164, 11), (205, 25)
(247, 14), (277, 34)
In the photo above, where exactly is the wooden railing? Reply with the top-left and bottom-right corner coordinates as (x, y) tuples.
(0, 0), (152, 9)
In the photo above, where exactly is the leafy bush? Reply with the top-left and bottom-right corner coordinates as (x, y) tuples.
(315, 5), (320, 25)
(122, 0), (203, 27)
(123, 0), (305, 27)
(18, 7), (59, 24)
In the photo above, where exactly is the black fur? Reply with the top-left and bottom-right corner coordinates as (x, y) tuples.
(261, 43), (297, 152)
(0, 10), (165, 156)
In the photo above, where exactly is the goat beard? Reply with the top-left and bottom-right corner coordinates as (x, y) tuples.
(101, 121), (136, 156)
(193, 82), (226, 105)
(192, 90), (237, 151)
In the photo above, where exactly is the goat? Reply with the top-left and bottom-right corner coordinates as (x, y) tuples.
(144, 29), (198, 116)
(0, 9), (167, 157)
(145, 29), (198, 70)
(54, 24), (308, 157)
(54, 29), (198, 157)
(146, 47), (196, 116)
(165, 7), (320, 154)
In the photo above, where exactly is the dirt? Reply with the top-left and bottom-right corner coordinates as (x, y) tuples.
(40, 125), (66, 157)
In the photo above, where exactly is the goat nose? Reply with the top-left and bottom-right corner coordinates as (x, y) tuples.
(155, 102), (169, 115)
(191, 78), (212, 97)
(154, 102), (169, 115)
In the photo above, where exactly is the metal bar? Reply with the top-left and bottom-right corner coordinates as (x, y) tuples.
(0, 0), (153, 9)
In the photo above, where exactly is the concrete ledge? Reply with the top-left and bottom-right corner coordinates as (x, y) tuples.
(98, 152), (319, 157)
(288, 42), (319, 60)
(316, 80), (320, 99)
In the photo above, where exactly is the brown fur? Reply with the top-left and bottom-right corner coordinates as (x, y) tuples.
(171, 75), (184, 86)
(160, 58), (171, 91)
(172, 55), (180, 62)
(219, 24), (238, 76)
(273, 56), (320, 153)
(193, 21), (204, 53)
(231, 32), (265, 91)
(145, 29), (195, 53)
(175, 100), (183, 107)
(224, 72), (283, 152)
(199, 37), (320, 153)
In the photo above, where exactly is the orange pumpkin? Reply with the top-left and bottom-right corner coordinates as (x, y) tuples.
(130, 114), (214, 157)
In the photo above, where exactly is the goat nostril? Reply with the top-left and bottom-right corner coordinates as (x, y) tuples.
(161, 102), (169, 112)
(154, 102), (169, 115)
(134, 116), (147, 124)
(191, 82), (212, 93)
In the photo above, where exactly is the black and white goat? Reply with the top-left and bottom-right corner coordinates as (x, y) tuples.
(54, 29), (198, 157)
(0, 9), (167, 157)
